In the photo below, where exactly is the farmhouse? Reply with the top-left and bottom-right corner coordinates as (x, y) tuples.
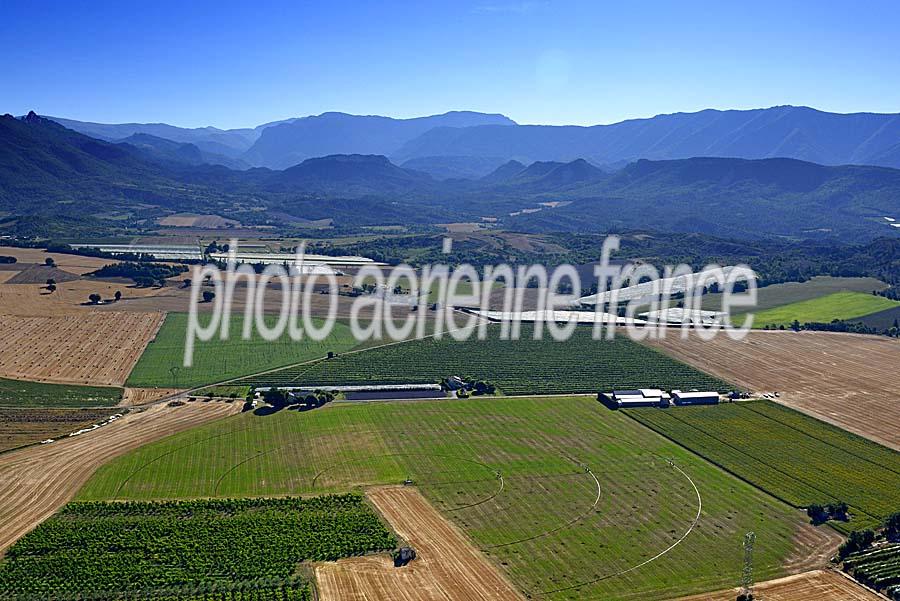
(671, 390), (720, 405)
(598, 389), (669, 409)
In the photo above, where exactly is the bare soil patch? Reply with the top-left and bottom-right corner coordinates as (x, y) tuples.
(648, 331), (900, 450)
(0, 312), (164, 386)
(120, 387), (183, 406)
(0, 248), (111, 275)
(674, 569), (881, 601)
(157, 213), (239, 228)
(0, 400), (240, 554)
(316, 486), (524, 601)
(4, 264), (80, 284)
(0, 407), (112, 453)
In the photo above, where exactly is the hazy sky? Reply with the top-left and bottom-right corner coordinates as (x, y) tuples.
(3, 0), (899, 128)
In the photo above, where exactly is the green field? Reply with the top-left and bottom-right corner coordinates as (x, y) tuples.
(126, 313), (360, 388)
(752, 291), (900, 328)
(702, 275), (888, 313)
(0, 377), (122, 408)
(80, 396), (815, 600)
(237, 324), (732, 395)
(0, 494), (393, 601)
(627, 401), (900, 532)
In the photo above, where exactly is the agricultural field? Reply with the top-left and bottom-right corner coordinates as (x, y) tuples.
(0, 407), (112, 452)
(0, 401), (241, 553)
(648, 330), (900, 450)
(751, 291), (900, 328)
(626, 401), (900, 532)
(0, 312), (164, 386)
(0, 376), (122, 408)
(701, 276), (888, 313)
(238, 324), (731, 395)
(844, 543), (900, 599)
(852, 305), (900, 330)
(0, 494), (394, 600)
(316, 486), (523, 601)
(675, 569), (882, 601)
(80, 396), (835, 600)
(126, 312), (359, 388)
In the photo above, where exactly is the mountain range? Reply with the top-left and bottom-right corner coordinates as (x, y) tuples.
(48, 106), (900, 174)
(3, 109), (900, 241)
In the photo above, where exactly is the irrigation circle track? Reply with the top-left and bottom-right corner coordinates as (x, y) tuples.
(113, 427), (250, 498)
(536, 459), (703, 597)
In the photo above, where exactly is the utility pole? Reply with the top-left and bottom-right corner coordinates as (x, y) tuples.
(738, 531), (756, 601)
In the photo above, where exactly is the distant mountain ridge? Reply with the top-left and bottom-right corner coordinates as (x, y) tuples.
(46, 106), (900, 173)
(242, 111), (516, 169)
(393, 106), (900, 169)
(4, 111), (900, 241)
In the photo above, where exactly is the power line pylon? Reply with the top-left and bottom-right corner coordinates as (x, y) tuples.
(738, 531), (756, 600)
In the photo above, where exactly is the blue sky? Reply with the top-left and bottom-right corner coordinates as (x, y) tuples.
(2, 0), (899, 128)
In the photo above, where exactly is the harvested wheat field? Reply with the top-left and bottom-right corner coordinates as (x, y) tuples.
(0, 247), (112, 276)
(648, 330), (900, 450)
(0, 312), (164, 386)
(674, 569), (880, 601)
(316, 486), (523, 601)
(120, 387), (183, 406)
(0, 399), (240, 554)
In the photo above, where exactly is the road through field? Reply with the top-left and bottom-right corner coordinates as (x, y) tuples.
(0, 400), (240, 554)
(316, 486), (524, 601)
(648, 331), (900, 450)
(674, 569), (881, 600)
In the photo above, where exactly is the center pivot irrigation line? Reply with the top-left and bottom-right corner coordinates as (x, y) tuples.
(537, 459), (703, 596)
(485, 455), (602, 549)
(113, 427), (249, 499)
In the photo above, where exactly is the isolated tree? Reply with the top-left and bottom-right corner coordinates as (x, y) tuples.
(44, 257), (55, 267)
(114, 290), (122, 302)
(884, 511), (900, 541)
(839, 528), (875, 559)
(202, 290), (216, 303)
(47, 283), (57, 294)
(181, 278), (192, 288)
(46, 278), (56, 287)
(88, 293), (102, 304)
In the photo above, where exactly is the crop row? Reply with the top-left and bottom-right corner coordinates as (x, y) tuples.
(627, 402), (900, 532)
(845, 544), (900, 597)
(238, 325), (732, 395)
(0, 494), (394, 600)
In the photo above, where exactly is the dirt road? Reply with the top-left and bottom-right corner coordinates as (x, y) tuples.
(316, 486), (524, 601)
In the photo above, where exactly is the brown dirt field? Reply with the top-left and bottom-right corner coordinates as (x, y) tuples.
(0, 312), (164, 386)
(120, 387), (183, 406)
(0, 277), (174, 316)
(0, 407), (112, 453)
(316, 486), (524, 601)
(647, 330), (900, 450)
(4, 264), (80, 285)
(158, 213), (239, 228)
(0, 272), (17, 285)
(0, 248), (112, 275)
(673, 569), (881, 601)
(0, 400), (240, 554)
